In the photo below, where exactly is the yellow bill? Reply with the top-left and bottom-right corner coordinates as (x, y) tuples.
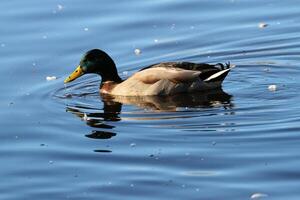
(64, 65), (84, 83)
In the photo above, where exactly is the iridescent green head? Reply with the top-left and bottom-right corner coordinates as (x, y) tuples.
(64, 49), (122, 83)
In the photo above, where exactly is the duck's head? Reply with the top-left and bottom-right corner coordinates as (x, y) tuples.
(64, 49), (122, 84)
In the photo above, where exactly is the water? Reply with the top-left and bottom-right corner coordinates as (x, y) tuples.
(1, 0), (300, 199)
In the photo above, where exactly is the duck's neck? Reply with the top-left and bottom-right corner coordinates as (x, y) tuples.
(100, 72), (122, 83)
(98, 62), (123, 84)
(99, 64), (122, 92)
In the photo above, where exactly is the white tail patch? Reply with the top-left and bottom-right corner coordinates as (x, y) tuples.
(204, 65), (235, 82)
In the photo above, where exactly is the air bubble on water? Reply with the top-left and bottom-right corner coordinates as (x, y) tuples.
(57, 4), (63, 10)
(171, 23), (176, 30)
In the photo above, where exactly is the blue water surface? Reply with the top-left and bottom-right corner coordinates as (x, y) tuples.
(1, 0), (300, 199)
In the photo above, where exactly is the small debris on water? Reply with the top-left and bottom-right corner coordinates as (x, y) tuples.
(130, 143), (136, 147)
(263, 68), (271, 72)
(64, 93), (72, 98)
(258, 22), (268, 28)
(46, 76), (57, 81)
(82, 113), (89, 121)
(212, 141), (217, 146)
(134, 48), (141, 55)
(250, 193), (268, 199)
(268, 84), (277, 92)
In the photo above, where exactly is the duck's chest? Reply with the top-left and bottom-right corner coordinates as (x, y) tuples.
(100, 81), (118, 94)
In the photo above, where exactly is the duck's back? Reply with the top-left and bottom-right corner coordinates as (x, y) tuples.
(110, 62), (233, 96)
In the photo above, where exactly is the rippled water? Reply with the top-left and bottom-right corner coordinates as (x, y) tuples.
(1, 0), (300, 199)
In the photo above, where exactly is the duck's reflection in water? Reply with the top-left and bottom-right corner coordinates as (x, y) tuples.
(101, 88), (233, 111)
(66, 88), (233, 152)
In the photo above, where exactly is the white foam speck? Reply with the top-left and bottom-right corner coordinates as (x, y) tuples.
(84, 27), (89, 31)
(83, 113), (90, 121)
(268, 84), (277, 91)
(251, 193), (268, 199)
(134, 48), (141, 55)
(259, 22), (268, 28)
(46, 76), (57, 81)
(57, 4), (63, 10)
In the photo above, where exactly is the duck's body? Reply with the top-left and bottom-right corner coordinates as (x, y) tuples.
(64, 49), (234, 96)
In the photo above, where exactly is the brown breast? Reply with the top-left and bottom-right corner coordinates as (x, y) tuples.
(100, 81), (118, 94)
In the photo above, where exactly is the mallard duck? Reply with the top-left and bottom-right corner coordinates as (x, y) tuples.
(64, 49), (234, 96)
